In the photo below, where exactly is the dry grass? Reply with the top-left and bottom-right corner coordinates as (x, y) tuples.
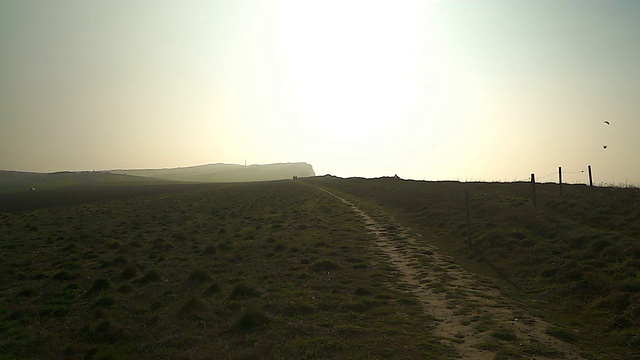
(0, 180), (451, 359)
(308, 175), (640, 359)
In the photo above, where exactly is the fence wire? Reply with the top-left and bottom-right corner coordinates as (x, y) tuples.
(518, 169), (588, 184)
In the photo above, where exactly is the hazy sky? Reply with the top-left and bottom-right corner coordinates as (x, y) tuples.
(1, 0), (639, 184)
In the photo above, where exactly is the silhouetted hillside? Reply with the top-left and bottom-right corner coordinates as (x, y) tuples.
(0, 163), (315, 193)
(108, 162), (315, 182)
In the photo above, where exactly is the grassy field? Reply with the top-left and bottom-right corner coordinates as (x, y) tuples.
(0, 181), (451, 359)
(308, 175), (640, 359)
(0, 170), (172, 194)
(2, 176), (638, 359)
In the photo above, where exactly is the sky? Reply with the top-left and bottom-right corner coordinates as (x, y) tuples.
(1, 0), (639, 184)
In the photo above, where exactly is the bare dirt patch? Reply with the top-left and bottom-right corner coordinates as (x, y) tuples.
(320, 187), (585, 359)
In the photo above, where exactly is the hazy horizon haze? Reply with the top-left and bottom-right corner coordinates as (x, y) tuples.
(2, 0), (639, 184)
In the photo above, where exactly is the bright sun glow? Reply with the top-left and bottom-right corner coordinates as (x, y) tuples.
(274, 1), (428, 140)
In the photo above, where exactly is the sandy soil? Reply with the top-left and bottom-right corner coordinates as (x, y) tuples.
(320, 188), (585, 359)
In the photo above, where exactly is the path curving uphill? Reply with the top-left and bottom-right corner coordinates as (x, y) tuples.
(318, 187), (585, 359)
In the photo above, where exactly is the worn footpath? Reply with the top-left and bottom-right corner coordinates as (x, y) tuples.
(319, 187), (585, 359)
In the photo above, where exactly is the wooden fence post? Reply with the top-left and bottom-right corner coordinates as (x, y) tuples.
(559, 166), (563, 196)
(531, 173), (537, 209)
(588, 165), (593, 187)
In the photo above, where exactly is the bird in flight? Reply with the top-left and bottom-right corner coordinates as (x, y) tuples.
(603, 145), (608, 149)
(604, 121), (610, 125)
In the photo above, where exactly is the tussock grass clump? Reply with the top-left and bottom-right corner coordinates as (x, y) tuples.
(310, 259), (340, 272)
(202, 245), (217, 255)
(87, 278), (112, 296)
(152, 237), (164, 244)
(149, 300), (162, 311)
(94, 351), (119, 360)
(52, 270), (76, 281)
(117, 284), (133, 293)
(171, 233), (188, 242)
(545, 326), (577, 343)
(491, 327), (517, 341)
(101, 255), (129, 268)
(349, 299), (377, 313)
(118, 264), (138, 280)
(519, 341), (564, 357)
(61, 243), (77, 252)
(186, 268), (213, 285)
(39, 305), (70, 317)
(218, 241), (232, 252)
(354, 287), (372, 296)
(61, 344), (80, 358)
(289, 301), (315, 315)
(151, 238), (165, 250)
(95, 308), (108, 319)
(179, 296), (209, 319)
(31, 272), (48, 280)
(17, 287), (37, 297)
(128, 240), (142, 248)
(65, 283), (79, 290)
(229, 283), (261, 299)
(111, 255), (128, 265)
(234, 306), (270, 331)
(4, 309), (27, 321)
(203, 282), (221, 296)
(92, 296), (115, 308)
(136, 269), (161, 285)
(91, 319), (126, 343)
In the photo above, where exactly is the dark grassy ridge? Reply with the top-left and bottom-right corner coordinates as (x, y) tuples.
(0, 170), (172, 194)
(0, 183), (211, 212)
(306, 175), (640, 359)
(0, 180), (450, 359)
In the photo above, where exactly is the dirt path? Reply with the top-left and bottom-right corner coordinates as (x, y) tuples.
(320, 188), (585, 359)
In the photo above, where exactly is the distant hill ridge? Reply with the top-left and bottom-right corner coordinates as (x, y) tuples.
(108, 162), (315, 182)
(0, 162), (315, 193)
